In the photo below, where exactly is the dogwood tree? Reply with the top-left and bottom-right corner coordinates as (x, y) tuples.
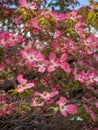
(0, 0), (98, 123)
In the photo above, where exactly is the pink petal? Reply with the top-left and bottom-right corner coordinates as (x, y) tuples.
(38, 66), (46, 73)
(59, 14), (69, 21)
(66, 104), (78, 114)
(83, 104), (96, 121)
(48, 66), (55, 72)
(26, 61), (37, 67)
(17, 74), (27, 84)
(60, 110), (67, 116)
(49, 52), (56, 61)
(21, 50), (28, 58)
(60, 96), (67, 104)
(29, 2), (37, 10)
(29, 18), (38, 27)
(36, 53), (45, 61)
(17, 85), (24, 93)
(50, 91), (58, 97)
(89, 110), (96, 122)
(83, 104), (89, 113)
(40, 78), (49, 87)
(55, 59), (61, 67)
(71, 10), (77, 16)
(25, 83), (34, 89)
(87, 35), (95, 42)
(60, 53), (68, 62)
(31, 61), (37, 67)
(52, 41), (59, 49)
(74, 21), (86, 30)
(43, 60), (50, 67)
(61, 62), (71, 73)
(56, 96), (67, 105)
(16, 36), (23, 43)
(18, 0), (27, 7)
(35, 92), (42, 97)
(17, 74), (23, 79)
(29, 49), (37, 56)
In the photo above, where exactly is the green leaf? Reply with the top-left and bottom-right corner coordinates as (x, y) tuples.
(87, 12), (94, 20)
(19, 93), (25, 99)
(86, 81), (90, 86)
(48, 106), (59, 113)
(8, 89), (18, 95)
(22, 104), (31, 111)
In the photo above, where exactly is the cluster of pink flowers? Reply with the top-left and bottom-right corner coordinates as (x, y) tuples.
(0, 32), (23, 49)
(18, 0), (37, 10)
(20, 49), (71, 74)
(0, 91), (16, 116)
(73, 69), (98, 84)
(0, 0), (98, 122)
(31, 90), (58, 107)
(17, 74), (35, 93)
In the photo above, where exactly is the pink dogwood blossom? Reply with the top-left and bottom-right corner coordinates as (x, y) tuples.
(0, 32), (23, 49)
(37, 60), (48, 73)
(17, 74), (34, 93)
(21, 49), (44, 67)
(35, 91), (58, 101)
(47, 52), (60, 72)
(31, 97), (45, 107)
(56, 96), (77, 116)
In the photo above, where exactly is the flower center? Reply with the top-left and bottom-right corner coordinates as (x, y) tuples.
(28, 55), (34, 61)
(22, 84), (26, 87)
(51, 61), (55, 66)
(43, 93), (47, 96)
(61, 105), (65, 110)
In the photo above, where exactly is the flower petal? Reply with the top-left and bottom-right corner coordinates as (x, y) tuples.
(66, 104), (77, 114)
(18, 0), (27, 7)
(60, 110), (67, 116)
(21, 50), (28, 58)
(50, 91), (58, 98)
(61, 62), (71, 74)
(89, 110), (96, 122)
(17, 74), (27, 84)
(38, 66), (46, 73)
(48, 66), (55, 72)
(49, 52), (56, 61)
(56, 96), (67, 106)
(25, 83), (34, 89)
(60, 53), (68, 62)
